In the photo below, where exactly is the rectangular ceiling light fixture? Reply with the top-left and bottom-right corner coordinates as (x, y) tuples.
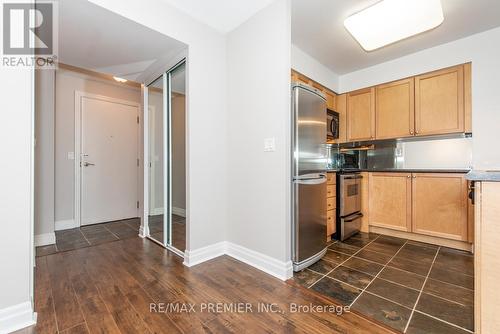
(344, 0), (444, 51)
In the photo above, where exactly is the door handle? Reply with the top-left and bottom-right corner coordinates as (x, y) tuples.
(344, 213), (363, 222)
(83, 162), (95, 167)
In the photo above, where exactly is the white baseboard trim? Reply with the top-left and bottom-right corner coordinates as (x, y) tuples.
(172, 207), (186, 218)
(150, 207), (186, 218)
(55, 219), (78, 231)
(139, 224), (150, 238)
(183, 241), (293, 281)
(34, 233), (56, 247)
(183, 242), (226, 267)
(226, 242), (293, 281)
(150, 207), (164, 216)
(0, 302), (36, 334)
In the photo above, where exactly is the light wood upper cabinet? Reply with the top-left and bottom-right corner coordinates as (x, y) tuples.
(412, 173), (468, 241)
(334, 94), (347, 144)
(325, 90), (336, 110)
(415, 65), (465, 136)
(369, 173), (412, 232)
(464, 62), (472, 133)
(347, 88), (375, 141)
(376, 78), (415, 139)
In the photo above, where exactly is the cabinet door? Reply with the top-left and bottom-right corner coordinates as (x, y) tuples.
(415, 65), (464, 136)
(327, 210), (336, 236)
(376, 78), (415, 139)
(347, 88), (375, 141)
(412, 173), (468, 241)
(369, 173), (412, 232)
(325, 90), (336, 110)
(334, 94), (347, 144)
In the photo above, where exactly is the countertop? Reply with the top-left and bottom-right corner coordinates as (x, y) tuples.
(466, 170), (500, 182)
(327, 169), (470, 174)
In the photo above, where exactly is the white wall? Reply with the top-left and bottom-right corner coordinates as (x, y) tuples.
(54, 69), (141, 227)
(0, 67), (36, 330)
(35, 70), (55, 245)
(227, 0), (292, 263)
(339, 27), (500, 170)
(291, 44), (340, 92)
(88, 0), (228, 250)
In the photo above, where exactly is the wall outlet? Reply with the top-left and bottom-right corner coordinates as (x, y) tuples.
(264, 137), (276, 152)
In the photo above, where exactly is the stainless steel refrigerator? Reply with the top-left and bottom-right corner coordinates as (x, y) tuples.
(292, 83), (328, 272)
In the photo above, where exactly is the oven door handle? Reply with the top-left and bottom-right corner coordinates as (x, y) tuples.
(344, 213), (363, 222)
(342, 175), (363, 180)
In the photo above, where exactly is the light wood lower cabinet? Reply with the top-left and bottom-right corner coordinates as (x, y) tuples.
(368, 173), (412, 232)
(412, 173), (468, 241)
(327, 210), (336, 237)
(474, 181), (500, 333)
(368, 172), (469, 242)
(326, 173), (336, 240)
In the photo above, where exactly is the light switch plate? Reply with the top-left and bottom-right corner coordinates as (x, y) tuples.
(67, 151), (75, 160)
(264, 137), (276, 152)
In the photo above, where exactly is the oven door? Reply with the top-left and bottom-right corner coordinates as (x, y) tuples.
(339, 174), (362, 217)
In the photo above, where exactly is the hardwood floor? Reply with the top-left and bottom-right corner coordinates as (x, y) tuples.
(24, 237), (394, 334)
(148, 214), (186, 252)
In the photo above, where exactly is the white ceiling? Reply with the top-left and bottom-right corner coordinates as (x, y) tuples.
(59, 0), (187, 82)
(292, 0), (500, 74)
(159, 0), (276, 33)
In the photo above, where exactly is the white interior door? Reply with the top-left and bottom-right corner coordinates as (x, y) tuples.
(80, 95), (139, 226)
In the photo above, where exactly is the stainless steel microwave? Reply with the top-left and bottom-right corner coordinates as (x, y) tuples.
(327, 109), (339, 139)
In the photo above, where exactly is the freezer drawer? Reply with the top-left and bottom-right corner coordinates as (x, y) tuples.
(339, 212), (363, 241)
(292, 179), (327, 264)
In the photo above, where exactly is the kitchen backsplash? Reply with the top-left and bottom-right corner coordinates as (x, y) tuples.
(328, 136), (473, 170)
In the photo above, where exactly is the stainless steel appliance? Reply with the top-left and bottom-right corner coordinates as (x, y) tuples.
(327, 109), (339, 139)
(337, 172), (363, 241)
(292, 83), (328, 272)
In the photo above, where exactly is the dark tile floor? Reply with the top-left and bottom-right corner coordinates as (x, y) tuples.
(292, 233), (474, 333)
(148, 214), (186, 251)
(35, 218), (140, 257)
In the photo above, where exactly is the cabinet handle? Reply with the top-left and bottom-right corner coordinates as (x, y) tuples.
(410, 131), (414, 135)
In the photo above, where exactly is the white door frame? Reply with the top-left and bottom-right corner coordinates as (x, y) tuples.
(147, 105), (159, 215)
(74, 91), (141, 227)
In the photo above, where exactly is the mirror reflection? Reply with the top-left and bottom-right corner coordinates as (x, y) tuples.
(147, 76), (165, 244)
(170, 62), (186, 251)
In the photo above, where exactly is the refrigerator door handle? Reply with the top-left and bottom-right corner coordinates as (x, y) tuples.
(294, 177), (327, 185)
(294, 173), (326, 181)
